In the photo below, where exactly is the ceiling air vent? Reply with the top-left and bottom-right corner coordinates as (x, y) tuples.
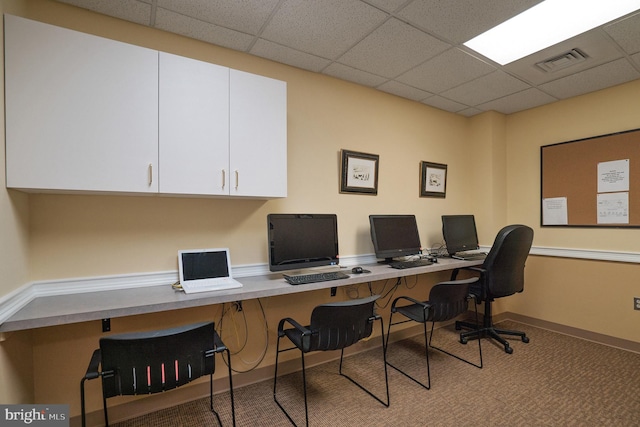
(536, 48), (588, 73)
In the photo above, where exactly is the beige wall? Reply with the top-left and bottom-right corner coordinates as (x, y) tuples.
(507, 79), (640, 251)
(504, 79), (640, 342)
(1, 0), (639, 421)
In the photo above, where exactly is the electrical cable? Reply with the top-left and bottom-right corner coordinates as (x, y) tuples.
(430, 241), (449, 258)
(370, 277), (401, 309)
(217, 299), (269, 374)
(403, 274), (418, 289)
(344, 284), (362, 299)
(226, 303), (249, 354)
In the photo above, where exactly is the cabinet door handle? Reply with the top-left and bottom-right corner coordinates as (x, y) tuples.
(148, 164), (153, 186)
(221, 169), (226, 189)
(235, 170), (239, 190)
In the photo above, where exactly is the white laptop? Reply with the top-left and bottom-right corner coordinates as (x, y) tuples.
(177, 248), (243, 293)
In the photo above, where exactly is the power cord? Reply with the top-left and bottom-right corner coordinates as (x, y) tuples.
(217, 298), (269, 374)
(429, 241), (449, 258)
(369, 277), (402, 309)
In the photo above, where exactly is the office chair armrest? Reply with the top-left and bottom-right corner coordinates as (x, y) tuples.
(453, 268), (486, 300)
(438, 277), (480, 286)
(390, 295), (429, 313)
(84, 349), (102, 381)
(277, 317), (311, 337)
(450, 266), (485, 280)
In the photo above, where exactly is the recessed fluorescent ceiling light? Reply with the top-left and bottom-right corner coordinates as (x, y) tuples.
(464, 0), (640, 65)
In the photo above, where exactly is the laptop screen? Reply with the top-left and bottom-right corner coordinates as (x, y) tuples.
(179, 249), (231, 282)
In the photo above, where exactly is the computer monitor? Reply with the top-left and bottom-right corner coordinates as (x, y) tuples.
(369, 214), (422, 263)
(442, 214), (480, 255)
(267, 214), (340, 272)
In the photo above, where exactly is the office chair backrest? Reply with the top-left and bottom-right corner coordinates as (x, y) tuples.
(307, 295), (380, 352)
(99, 321), (215, 398)
(427, 278), (478, 322)
(483, 224), (534, 298)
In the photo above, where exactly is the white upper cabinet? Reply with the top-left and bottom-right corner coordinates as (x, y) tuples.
(159, 52), (230, 196)
(4, 16), (287, 198)
(230, 70), (287, 198)
(4, 15), (159, 193)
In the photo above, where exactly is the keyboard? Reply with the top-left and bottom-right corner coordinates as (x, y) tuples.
(283, 271), (350, 285)
(389, 258), (433, 269)
(452, 252), (486, 261)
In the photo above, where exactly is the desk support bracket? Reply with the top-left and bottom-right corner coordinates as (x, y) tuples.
(102, 318), (111, 333)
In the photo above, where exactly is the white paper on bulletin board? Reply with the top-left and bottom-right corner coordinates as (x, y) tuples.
(598, 159), (629, 193)
(542, 197), (568, 225)
(597, 192), (629, 224)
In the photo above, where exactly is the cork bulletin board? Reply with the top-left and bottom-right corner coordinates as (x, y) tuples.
(540, 128), (640, 227)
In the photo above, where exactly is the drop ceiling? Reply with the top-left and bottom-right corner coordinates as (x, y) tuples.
(56, 0), (640, 117)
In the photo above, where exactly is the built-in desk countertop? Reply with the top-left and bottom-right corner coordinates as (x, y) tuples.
(0, 257), (482, 333)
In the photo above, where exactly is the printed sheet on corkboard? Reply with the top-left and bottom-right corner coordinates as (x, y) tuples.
(540, 128), (640, 227)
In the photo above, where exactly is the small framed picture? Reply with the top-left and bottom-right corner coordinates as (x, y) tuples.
(420, 161), (447, 198)
(340, 149), (379, 195)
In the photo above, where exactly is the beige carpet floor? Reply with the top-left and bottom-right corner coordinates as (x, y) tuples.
(113, 320), (640, 426)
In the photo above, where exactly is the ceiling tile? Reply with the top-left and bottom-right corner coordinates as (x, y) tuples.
(260, 0), (387, 59)
(440, 70), (529, 106)
(478, 88), (557, 114)
(156, 0), (279, 34)
(155, 8), (255, 51)
(422, 95), (468, 113)
(50, 0), (640, 116)
(377, 80), (433, 101)
(338, 18), (450, 78)
(604, 12), (640, 55)
(365, 0), (410, 13)
(397, 0), (543, 44)
(323, 63), (388, 87)
(396, 48), (495, 93)
(457, 107), (484, 117)
(539, 58), (640, 99)
(251, 39), (331, 72)
(58, 0), (152, 25)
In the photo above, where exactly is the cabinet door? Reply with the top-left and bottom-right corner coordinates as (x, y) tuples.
(229, 70), (287, 197)
(4, 15), (158, 193)
(159, 53), (230, 195)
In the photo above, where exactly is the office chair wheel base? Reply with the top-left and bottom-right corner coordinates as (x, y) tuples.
(522, 336), (530, 343)
(460, 337), (468, 344)
(504, 346), (513, 354)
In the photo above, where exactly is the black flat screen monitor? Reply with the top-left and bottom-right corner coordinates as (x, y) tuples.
(442, 214), (480, 255)
(369, 214), (421, 263)
(267, 214), (339, 272)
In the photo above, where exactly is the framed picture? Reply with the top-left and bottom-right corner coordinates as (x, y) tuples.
(340, 150), (379, 195)
(420, 161), (447, 198)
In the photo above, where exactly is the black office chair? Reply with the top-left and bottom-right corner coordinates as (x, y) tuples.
(386, 278), (483, 390)
(80, 321), (235, 427)
(273, 295), (389, 426)
(454, 224), (534, 354)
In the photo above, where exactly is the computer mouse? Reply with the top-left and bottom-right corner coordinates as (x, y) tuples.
(351, 266), (364, 274)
